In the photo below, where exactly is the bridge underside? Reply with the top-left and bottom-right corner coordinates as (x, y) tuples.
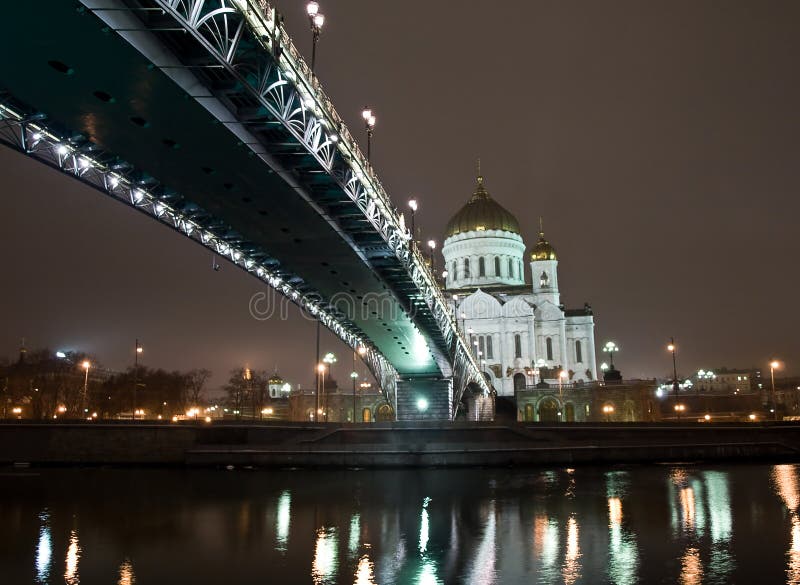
(0, 2), (448, 384)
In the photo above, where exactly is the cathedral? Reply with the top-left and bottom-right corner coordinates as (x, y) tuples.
(443, 169), (598, 397)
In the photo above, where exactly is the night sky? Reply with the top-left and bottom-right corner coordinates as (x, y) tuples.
(2, 0), (799, 392)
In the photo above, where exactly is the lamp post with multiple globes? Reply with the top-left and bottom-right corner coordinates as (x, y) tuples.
(362, 107), (376, 161)
(408, 199), (418, 246)
(770, 360), (781, 421)
(306, 2), (325, 73)
(667, 338), (679, 405)
(133, 340), (143, 420)
(81, 360), (91, 414)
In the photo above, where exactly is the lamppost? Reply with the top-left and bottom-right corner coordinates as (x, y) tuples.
(315, 362), (325, 420)
(697, 369), (715, 392)
(427, 240), (437, 274)
(133, 340), (143, 421)
(241, 368), (251, 421)
(603, 342), (618, 369)
(81, 360), (91, 415)
(603, 404), (614, 422)
(306, 2), (325, 73)
(353, 346), (367, 422)
(441, 269), (449, 287)
(559, 370), (568, 396)
(408, 198), (418, 246)
(322, 352), (337, 421)
(667, 338), (679, 406)
(770, 360), (781, 421)
(362, 107), (376, 162)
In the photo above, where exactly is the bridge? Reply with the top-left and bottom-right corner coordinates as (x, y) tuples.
(0, 0), (491, 420)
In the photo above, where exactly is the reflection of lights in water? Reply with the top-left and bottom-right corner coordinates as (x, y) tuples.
(680, 546), (703, 585)
(533, 514), (560, 581)
(680, 487), (695, 531)
(417, 559), (441, 585)
(118, 558), (135, 585)
(349, 514), (361, 557)
(36, 510), (52, 584)
(312, 527), (338, 585)
(703, 471), (732, 544)
(419, 498), (431, 553)
(703, 471), (734, 582)
(64, 530), (81, 585)
(607, 497), (638, 585)
(467, 501), (496, 585)
(354, 554), (377, 585)
(773, 465), (800, 584)
(276, 490), (291, 552)
(562, 516), (581, 585)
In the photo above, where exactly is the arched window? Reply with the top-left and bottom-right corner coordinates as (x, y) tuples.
(479, 256), (486, 277)
(546, 337), (553, 361)
(508, 258), (514, 278)
(494, 256), (501, 276)
(479, 336), (486, 357)
(464, 257), (470, 278)
(514, 334), (522, 358)
(486, 336), (493, 359)
(540, 271), (549, 288)
(362, 408), (372, 423)
(576, 340), (583, 363)
(524, 403), (534, 422)
(514, 373), (526, 391)
(519, 260), (523, 281)
(452, 261), (456, 280)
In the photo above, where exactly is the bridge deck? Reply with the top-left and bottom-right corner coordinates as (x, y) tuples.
(1, 2), (440, 376)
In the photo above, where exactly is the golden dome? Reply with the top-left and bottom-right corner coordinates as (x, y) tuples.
(530, 224), (557, 261)
(445, 174), (520, 238)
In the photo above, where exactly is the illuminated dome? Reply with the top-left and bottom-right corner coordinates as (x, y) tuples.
(530, 230), (557, 261)
(445, 175), (520, 237)
(268, 373), (284, 385)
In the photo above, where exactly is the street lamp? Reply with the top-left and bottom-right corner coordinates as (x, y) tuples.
(603, 342), (618, 369)
(667, 338), (679, 406)
(427, 240), (437, 274)
(408, 198), (418, 245)
(306, 2), (325, 73)
(81, 360), (91, 413)
(362, 107), (376, 162)
(322, 352), (337, 422)
(133, 340), (143, 421)
(352, 345), (367, 422)
(770, 360), (781, 421)
(602, 404), (614, 422)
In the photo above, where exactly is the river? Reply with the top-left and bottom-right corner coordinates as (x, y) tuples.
(1, 463), (799, 584)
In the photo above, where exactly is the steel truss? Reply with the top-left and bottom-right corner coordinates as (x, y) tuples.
(0, 100), (399, 409)
(133, 0), (491, 415)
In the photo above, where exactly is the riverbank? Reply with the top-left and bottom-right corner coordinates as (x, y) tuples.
(2, 421), (800, 467)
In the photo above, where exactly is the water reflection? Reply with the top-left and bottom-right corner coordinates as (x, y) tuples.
(773, 464), (800, 584)
(118, 558), (135, 585)
(64, 529), (81, 585)
(312, 527), (339, 585)
(275, 490), (291, 552)
(4, 466), (800, 584)
(562, 515), (581, 585)
(35, 510), (51, 584)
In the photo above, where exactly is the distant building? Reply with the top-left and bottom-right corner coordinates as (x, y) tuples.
(443, 169), (598, 398)
(288, 378), (393, 423)
(515, 379), (659, 422)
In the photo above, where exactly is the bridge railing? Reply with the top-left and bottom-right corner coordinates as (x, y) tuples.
(234, 1), (489, 397)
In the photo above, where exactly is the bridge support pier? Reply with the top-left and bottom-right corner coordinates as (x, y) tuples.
(395, 378), (452, 421)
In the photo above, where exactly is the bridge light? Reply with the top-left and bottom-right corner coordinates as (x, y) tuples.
(427, 240), (436, 250)
(56, 144), (68, 155)
(56, 351), (66, 359)
(417, 398), (429, 412)
(357, 345), (367, 356)
(313, 13), (325, 28)
(330, 133), (339, 143)
(362, 108), (372, 121)
(79, 157), (90, 169)
(306, 1), (319, 16)
(408, 199), (418, 212)
(109, 176), (119, 188)
(32, 132), (41, 141)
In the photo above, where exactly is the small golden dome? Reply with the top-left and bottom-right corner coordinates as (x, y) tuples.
(268, 373), (284, 384)
(445, 174), (520, 238)
(530, 228), (557, 261)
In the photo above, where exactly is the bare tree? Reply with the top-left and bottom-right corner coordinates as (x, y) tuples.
(185, 368), (212, 407)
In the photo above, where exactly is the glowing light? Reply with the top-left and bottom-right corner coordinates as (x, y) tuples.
(417, 398), (429, 412)
(362, 108), (372, 121)
(311, 527), (338, 584)
(276, 490), (291, 552)
(82, 360), (90, 370)
(118, 558), (135, 585)
(563, 516), (581, 585)
(313, 14), (325, 28)
(306, 1), (319, 17)
(354, 554), (377, 585)
(56, 351), (67, 358)
(56, 144), (68, 155)
(64, 530), (80, 585)
(680, 546), (703, 585)
(11, 407), (22, 415)
(204, 416), (212, 423)
(349, 513), (360, 556)
(36, 511), (52, 584)
(419, 497), (430, 553)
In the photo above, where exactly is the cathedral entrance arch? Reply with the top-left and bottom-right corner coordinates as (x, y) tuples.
(513, 373), (526, 391)
(538, 398), (560, 422)
(524, 403), (534, 422)
(375, 404), (394, 422)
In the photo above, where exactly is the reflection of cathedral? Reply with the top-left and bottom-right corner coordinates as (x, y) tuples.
(443, 169), (598, 397)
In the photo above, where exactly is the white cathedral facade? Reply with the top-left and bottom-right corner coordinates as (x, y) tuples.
(442, 171), (598, 397)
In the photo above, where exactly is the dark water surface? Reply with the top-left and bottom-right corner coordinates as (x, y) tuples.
(2, 463), (800, 584)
